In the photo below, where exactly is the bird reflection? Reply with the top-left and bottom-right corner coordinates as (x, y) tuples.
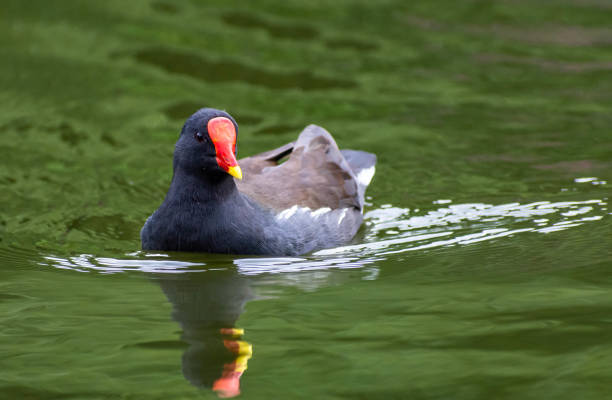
(155, 270), (254, 398)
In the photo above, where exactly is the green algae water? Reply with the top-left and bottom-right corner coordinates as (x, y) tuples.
(1, 0), (611, 398)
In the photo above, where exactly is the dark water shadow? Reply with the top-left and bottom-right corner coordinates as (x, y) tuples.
(135, 47), (356, 91)
(162, 101), (210, 120)
(162, 101), (264, 126)
(325, 37), (379, 51)
(1, 118), (84, 147)
(150, 1), (179, 15)
(63, 214), (141, 242)
(233, 113), (264, 126)
(2, 119), (85, 147)
(53, 123), (85, 147)
(252, 123), (303, 135)
(221, 10), (319, 40)
(0, 117), (33, 133)
(100, 131), (121, 148)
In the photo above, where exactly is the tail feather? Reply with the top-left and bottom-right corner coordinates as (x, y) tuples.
(341, 150), (376, 187)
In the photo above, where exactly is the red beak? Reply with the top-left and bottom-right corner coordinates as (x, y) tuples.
(207, 117), (242, 179)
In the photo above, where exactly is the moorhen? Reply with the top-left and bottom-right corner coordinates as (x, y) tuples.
(141, 108), (376, 256)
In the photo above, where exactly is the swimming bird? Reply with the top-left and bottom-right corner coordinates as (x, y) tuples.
(141, 108), (376, 256)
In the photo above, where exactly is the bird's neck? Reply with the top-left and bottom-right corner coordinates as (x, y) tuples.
(167, 167), (238, 204)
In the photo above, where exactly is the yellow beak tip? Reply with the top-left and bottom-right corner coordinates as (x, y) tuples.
(227, 165), (243, 180)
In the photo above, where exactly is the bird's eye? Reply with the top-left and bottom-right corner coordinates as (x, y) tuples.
(194, 131), (205, 143)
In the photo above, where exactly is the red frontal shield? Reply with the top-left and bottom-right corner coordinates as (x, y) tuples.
(207, 117), (242, 179)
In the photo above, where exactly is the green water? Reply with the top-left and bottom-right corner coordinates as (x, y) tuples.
(1, 0), (611, 398)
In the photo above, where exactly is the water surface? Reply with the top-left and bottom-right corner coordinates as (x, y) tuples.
(1, 0), (611, 399)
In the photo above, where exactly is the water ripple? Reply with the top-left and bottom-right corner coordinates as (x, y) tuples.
(233, 256), (379, 275)
(42, 254), (206, 274)
(316, 198), (608, 256)
(41, 196), (608, 275)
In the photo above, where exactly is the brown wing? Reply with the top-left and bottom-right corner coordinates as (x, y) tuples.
(236, 125), (362, 212)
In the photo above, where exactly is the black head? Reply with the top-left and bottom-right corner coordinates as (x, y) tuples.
(173, 108), (242, 180)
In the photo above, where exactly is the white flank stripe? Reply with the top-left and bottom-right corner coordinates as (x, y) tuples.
(277, 206), (346, 222)
(276, 205), (300, 220)
(357, 166), (375, 186)
(338, 209), (349, 225)
(311, 207), (331, 217)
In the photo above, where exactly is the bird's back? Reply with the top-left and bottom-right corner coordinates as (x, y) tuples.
(237, 125), (375, 213)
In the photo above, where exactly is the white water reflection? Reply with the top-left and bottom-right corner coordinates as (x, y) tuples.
(42, 254), (206, 274)
(42, 195), (608, 276)
(318, 198), (608, 256)
(575, 177), (607, 185)
(233, 256), (379, 275)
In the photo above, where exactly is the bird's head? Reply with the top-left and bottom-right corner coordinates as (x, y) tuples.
(174, 108), (242, 180)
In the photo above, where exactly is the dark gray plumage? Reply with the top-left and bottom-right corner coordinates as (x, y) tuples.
(141, 108), (376, 256)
